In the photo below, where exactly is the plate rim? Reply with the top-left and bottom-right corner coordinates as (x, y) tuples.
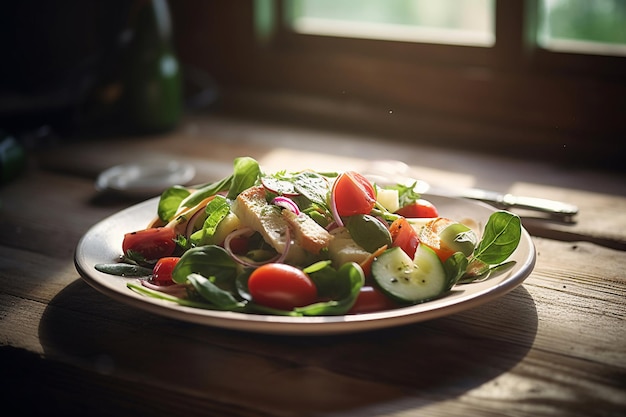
(74, 195), (536, 335)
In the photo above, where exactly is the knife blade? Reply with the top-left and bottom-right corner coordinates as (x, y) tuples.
(426, 185), (579, 217)
(363, 171), (579, 218)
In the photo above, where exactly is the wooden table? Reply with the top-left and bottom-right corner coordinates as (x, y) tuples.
(1, 115), (625, 417)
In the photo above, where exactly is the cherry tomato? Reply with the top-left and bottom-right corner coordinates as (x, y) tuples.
(122, 227), (177, 260)
(395, 199), (439, 218)
(151, 257), (180, 286)
(248, 263), (317, 310)
(332, 171), (376, 217)
(388, 217), (419, 258)
(348, 286), (398, 314)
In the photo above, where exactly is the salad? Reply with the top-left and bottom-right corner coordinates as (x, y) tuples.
(96, 157), (522, 316)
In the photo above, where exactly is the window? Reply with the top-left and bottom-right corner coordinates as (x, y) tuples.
(539, 0), (626, 56)
(282, 0), (626, 55)
(170, 1), (626, 166)
(286, 0), (495, 47)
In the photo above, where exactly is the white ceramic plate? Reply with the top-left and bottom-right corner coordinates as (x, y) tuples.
(75, 195), (536, 335)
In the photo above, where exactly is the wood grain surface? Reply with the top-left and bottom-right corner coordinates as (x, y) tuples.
(1, 115), (625, 417)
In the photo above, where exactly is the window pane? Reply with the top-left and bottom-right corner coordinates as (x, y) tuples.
(287, 0), (495, 47)
(539, 0), (626, 56)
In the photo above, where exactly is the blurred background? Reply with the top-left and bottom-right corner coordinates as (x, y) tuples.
(1, 0), (624, 173)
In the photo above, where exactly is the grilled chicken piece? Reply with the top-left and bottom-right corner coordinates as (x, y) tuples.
(232, 185), (334, 262)
(232, 186), (290, 254)
(327, 227), (370, 268)
(282, 209), (333, 254)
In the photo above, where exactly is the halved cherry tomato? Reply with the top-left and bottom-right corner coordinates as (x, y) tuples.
(122, 227), (177, 260)
(332, 171), (376, 217)
(395, 199), (439, 218)
(248, 263), (317, 310)
(348, 286), (398, 314)
(151, 257), (180, 286)
(388, 217), (419, 258)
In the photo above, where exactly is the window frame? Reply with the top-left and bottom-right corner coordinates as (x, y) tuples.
(268, 0), (626, 76)
(170, 0), (626, 166)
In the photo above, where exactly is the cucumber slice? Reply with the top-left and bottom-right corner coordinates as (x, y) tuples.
(372, 245), (447, 303)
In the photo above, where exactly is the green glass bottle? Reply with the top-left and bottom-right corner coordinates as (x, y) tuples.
(121, 0), (182, 132)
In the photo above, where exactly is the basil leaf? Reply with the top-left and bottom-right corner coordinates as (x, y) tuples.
(474, 211), (522, 265)
(158, 185), (191, 222)
(458, 259), (517, 284)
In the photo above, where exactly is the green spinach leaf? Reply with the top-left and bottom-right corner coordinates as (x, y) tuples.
(296, 262), (364, 316)
(345, 214), (392, 253)
(158, 185), (191, 222)
(178, 157), (261, 209)
(189, 195), (231, 246)
(226, 157), (261, 199)
(292, 171), (332, 210)
(127, 282), (215, 309)
(95, 263), (153, 277)
(172, 245), (238, 285)
(187, 273), (245, 310)
(473, 211), (521, 265)
(442, 252), (469, 290)
(304, 260), (345, 299)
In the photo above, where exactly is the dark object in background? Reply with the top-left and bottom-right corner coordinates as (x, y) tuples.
(0, 131), (26, 184)
(0, 0), (182, 136)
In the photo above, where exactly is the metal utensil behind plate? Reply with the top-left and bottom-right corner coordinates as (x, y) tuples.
(363, 160), (578, 219)
(96, 160), (196, 197)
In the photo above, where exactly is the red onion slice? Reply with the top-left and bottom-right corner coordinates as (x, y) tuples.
(185, 207), (206, 237)
(140, 280), (189, 298)
(224, 227), (292, 268)
(329, 179), (344, 227)
(272, 196), (300, 215)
